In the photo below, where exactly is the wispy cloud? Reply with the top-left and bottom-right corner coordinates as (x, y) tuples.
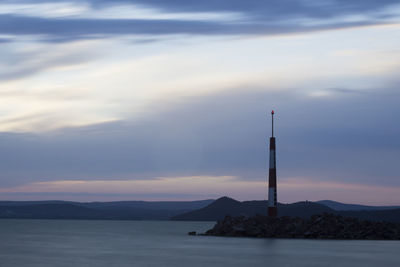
(0, 40), (98, 81)
(0, 176), (264, 201)
(0, 0), (399, 41)
(0, 2), (242, 21)
(0, 79), (399, 188)
(1, 176), (400, 204)
(0, 176), (240, 194)
(1, 22), (399, 133)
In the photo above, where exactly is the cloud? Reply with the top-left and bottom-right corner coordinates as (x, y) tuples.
(0, 0), (399, 41)
(0, 39), (98, 81)
(0, 14), (379, 40)
(0, 37), (12, 42)
(0, 15), (229, 37)
(86, 0), (400, 20)
(2, 175), (400, 204)
(3, 21), (399, 132)
(0, 176), (246, 197)
(0, 79), (399, 191)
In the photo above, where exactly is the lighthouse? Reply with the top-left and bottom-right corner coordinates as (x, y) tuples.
(268, 110), (277, 217)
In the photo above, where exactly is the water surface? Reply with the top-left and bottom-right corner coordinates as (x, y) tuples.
(0, 219), (399, 267)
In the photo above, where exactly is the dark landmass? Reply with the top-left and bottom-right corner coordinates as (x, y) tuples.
(316, 200), (400, 211)
(2, 197), (400, 222)
(81, 200), (214, 211)
(0, 199), (214, 220)
(0, 199), (214, 210)
(0, 203), (141, 220)
(173, 197), (400, 223)
(172, 197), (333, 221)
(203, 213), (400, 240)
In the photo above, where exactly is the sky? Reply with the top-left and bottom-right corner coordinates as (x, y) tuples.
(0, 0), (399, 204)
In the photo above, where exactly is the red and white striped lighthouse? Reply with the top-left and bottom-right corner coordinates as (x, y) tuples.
(268, 110), (278, 217)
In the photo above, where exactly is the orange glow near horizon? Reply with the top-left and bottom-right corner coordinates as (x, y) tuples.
(1, 176), (399, 205)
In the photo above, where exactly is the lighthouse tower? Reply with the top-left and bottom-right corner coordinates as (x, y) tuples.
(268, 110), (277, 217)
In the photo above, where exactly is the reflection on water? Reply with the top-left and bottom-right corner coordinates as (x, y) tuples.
(0, 219), (399, 267)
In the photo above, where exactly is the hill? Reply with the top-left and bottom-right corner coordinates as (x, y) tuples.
(172, 197), (334, 221)
(173, 197), (400, 223)
(2, 198), (399, 222)
(171, 197), (242, 221)
(0, 199), (214, 220)
(316, 200), (400, 211)
(0, 204), (113, 220)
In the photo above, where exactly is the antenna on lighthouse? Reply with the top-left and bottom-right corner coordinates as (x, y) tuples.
(271, 110), (274, 137)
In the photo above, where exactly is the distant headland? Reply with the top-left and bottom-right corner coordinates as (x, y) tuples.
(181, 197), (400, 240)
(1, 197), (400, 224)
(173, 196), (400, 223)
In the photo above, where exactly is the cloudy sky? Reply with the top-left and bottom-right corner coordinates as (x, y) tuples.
(0, 0), (399, 204)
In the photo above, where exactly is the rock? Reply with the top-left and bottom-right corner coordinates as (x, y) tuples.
(203, 213), (400, 240)
(188, 231), (196, 235)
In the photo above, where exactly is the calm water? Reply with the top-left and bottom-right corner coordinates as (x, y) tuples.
(0, 219), (399, 267)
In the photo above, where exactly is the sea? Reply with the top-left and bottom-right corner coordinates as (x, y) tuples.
(0, 219), (399, 267)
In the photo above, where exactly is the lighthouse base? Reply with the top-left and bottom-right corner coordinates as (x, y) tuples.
(268, 207), (277, 217)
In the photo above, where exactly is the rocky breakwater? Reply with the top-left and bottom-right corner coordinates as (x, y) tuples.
(202, 213), (400, 240)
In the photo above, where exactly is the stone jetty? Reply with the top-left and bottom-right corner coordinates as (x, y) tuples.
(201, 213), (400, 240)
